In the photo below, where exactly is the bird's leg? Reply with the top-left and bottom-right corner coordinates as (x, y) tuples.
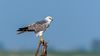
(40, 35), (44, 44)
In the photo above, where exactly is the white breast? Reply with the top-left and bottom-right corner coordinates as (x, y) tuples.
(36, 31), (44, 37)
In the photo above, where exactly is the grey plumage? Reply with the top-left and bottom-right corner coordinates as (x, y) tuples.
(17, 21), (47, 33)
(17, 16), (53, 36)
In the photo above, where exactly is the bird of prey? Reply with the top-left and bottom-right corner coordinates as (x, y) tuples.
(17, 16), (53, 42)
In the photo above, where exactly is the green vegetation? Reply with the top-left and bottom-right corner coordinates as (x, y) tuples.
(0, 50), (100, 56)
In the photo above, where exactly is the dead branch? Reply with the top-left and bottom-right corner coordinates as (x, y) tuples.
(35, 40), (48, 56)
(35, 41), (42, 56)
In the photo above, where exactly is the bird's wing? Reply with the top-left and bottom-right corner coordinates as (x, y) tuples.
(27, 23), (35, 31)
(27, 20), (47, 33)
(35, 20), (47, 24)
(36, 20), (50, 28)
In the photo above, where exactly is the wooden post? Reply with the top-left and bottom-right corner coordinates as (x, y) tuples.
(35, 40), (48, 56)
(41, 41), (47, 56)
(35, 41), (41, 56)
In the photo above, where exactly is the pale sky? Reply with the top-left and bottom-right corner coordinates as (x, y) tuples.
(0, 0), (100, 51)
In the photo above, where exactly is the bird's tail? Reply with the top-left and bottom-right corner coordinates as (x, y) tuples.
(17, 27), (28, 34)
(17, 31), (25, 34)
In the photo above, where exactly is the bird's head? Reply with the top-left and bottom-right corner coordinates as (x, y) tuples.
(45, 16), (53, 22)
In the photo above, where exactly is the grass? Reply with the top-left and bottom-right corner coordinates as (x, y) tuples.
(0, 50), (100, 56)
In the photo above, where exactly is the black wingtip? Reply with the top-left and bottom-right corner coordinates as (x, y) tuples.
(16, 28), (24, 34)
(17, 29), (21, 31)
